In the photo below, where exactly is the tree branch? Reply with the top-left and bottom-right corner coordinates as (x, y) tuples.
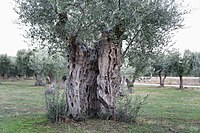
(122, 30), (140, 58)
(64, 2), (85, 35)
(54, 0), (58, 14)
(118, 0), (121, 10)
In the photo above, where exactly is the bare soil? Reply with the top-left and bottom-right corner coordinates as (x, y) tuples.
(136, 77), (200, 86)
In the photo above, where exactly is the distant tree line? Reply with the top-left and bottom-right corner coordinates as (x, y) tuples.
(152, 49), (195, 89)
(0, 49), (67, 86)
(121, 49), (200, 90)
(0, 48), (199, 90)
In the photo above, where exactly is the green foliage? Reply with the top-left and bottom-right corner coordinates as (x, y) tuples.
(29, 49), (67, 83)
(16, 49), (34, 77)
(170, 49), (194, 77)
(15, 0), (187, 91)
(116, 93), (149, 122)
(118, 0), (186, 83)
(15, 0), (185, 53)
(0, 50), (34, 79)
(152, 51), (174, 77)
(0, 54), (11, 78)
(8, 57), (18, 77)
(121, 56), (152, 82)
(45, 85), (66, 123)
(192, 52), (200, 78)
(152, 49), (195, 78)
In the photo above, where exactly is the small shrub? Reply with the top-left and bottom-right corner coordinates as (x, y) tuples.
(44, 85), (66, 123)
(116, 93), (149, 122)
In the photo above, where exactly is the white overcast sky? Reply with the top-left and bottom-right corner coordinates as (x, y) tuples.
(0, 0), (200, 56)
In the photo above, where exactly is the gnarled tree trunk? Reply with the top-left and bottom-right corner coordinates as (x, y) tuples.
(97, 40), (121, 118)
(66, 37), (121, 120)
(66, 39), (100, 119)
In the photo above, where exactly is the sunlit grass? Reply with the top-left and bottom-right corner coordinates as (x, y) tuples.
(0, 80), (200, 132)
(135, 85), (200, 132)
(0, 80), (46, 118)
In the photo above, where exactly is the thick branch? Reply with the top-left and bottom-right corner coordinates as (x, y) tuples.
(122, 30), (140, 58)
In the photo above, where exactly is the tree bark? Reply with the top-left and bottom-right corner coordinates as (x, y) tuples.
(179, 75), (183, 89)
(158, 71), (166, 87)
(66, 39), (100, 119)
(48, 72), (57, 84)
(119, 76), (126, 96)
(97, 40), (121, 118)
(35, 74), (45, 86)
(66, 37), (121, 120)
(125, 78), (135, 94)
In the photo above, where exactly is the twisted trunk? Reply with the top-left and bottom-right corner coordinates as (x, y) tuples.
(66, 40), (99, 119)
(66, 37), (121, 120)
(97, 40), (121, 118)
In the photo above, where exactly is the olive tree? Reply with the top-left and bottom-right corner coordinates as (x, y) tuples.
(121, 53), (153, 93)
(16, 49), (35, 78)
(192, 52), (200, 78)
(8, 57), (18, 78)
(29, 50), (67, 86)
(152, 51), (174, 87)
(0, 54), (11, 79)
(15, 0), (185, 120)
(170, 50), (194, 89)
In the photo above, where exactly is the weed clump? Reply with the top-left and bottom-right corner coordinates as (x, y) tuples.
(44, 84), (66, 123)
(116, 93), (149, 122)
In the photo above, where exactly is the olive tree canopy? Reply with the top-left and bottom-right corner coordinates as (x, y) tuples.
(15, 0), (185, 53)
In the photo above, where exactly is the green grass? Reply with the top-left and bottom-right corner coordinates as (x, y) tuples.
(0, 80), (200, 133)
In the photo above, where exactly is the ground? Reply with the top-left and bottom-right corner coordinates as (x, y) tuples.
(0, 79), (200, 132)
(136, 77), (200, 86)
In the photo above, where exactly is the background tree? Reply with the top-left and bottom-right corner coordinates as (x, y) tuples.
(171, 50), (194, 89)
(29, 50), (48, 86)
(29, 50), (67, 86)
(152, 51), (174, 87)
(15, 0), (186, 120)
(121, 52), (153, 93)
(192, 52), (200, 78)
(16, 49), (34, 78)
(121, 17), (172, 91)
(43, 53), (68, 84)
(8, 57), (18, 79)
(0, 54), (11, 79)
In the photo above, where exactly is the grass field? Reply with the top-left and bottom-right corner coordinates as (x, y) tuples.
(0, 80), (200, 133)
